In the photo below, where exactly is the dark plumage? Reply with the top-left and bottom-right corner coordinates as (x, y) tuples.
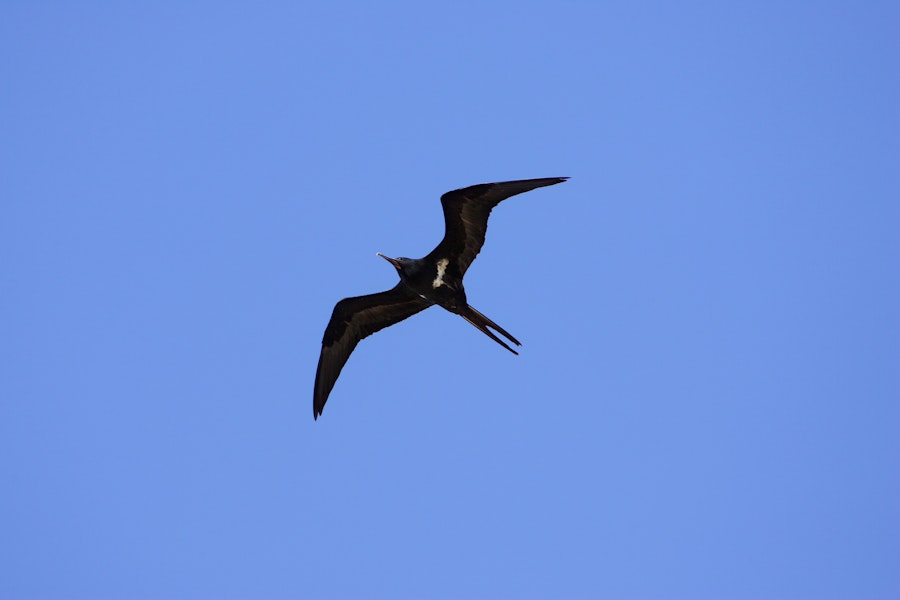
(313, 177), (568, 419)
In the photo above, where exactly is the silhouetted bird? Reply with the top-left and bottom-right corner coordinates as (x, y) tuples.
(313, 177), (568, 419)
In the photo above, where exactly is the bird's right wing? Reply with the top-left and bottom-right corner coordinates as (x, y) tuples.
(314, 284), (431, 419)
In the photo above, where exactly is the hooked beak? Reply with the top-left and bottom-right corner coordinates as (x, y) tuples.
(376, 252), (401, 269)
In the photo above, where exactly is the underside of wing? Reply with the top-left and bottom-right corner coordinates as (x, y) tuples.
(314, 284), (431, 419)
(426, 177), (568, 277)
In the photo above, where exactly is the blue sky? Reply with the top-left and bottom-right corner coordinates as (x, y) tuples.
(1, 2), (897, 598)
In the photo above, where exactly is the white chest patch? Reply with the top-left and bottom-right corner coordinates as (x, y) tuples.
(432, 258), (449, 288)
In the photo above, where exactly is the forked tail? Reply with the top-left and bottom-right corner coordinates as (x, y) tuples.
(459, 305), (521, 355)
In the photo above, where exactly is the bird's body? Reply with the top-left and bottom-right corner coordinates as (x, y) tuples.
(314, 177), (568, 419)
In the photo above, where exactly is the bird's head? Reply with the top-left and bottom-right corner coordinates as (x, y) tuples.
(376, 253), (414, 275)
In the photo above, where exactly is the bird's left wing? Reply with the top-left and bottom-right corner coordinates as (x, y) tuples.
(314, 284), (431, 419)
(426, 177), (568, 278)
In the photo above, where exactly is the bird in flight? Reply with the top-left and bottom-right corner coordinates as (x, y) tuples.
(313, 177), (568, 419)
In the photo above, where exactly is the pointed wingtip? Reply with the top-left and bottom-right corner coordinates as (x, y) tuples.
(534, 176), (569, 189)
(528, 176), (568, 186)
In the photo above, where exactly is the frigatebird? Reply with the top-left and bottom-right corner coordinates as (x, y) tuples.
(313, 177), (568, 419)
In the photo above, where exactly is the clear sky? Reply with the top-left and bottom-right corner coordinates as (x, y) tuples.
(1, 2), (897, 599)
